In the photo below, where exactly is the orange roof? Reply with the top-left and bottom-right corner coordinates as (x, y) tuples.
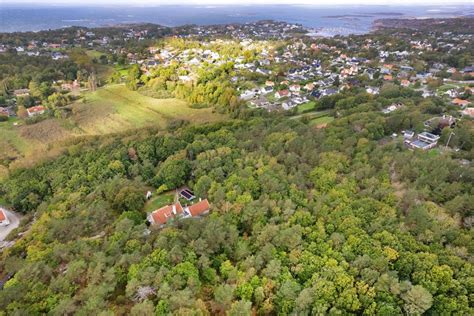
(383, 75), (393, 81)
(0, 209), (6, 221)
(452, 98), (470, 106)
(188, 199), (210, 217)
(151, 202), (183, 225)
(401, 79), (410, 86)
(27, 105), (45, 113)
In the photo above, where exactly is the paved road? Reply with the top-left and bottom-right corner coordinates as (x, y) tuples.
(0, 209), (21, 242)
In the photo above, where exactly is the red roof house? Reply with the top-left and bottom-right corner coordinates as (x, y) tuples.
(27, 105), (46, 117)
(187, 199), (210, 217)
(148, 202), (183, 226)
(275, 90), (290, 99)
(148, 199), (210, 227)
(0, 209), (10, 226)
(452, 98), (470, 107)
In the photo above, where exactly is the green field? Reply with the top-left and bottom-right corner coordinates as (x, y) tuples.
(437, 83), (467, 94)
(0, 84), (226, 170)
(290, 109), (331, 120)
(297, 101), (316, 113)
(70, 84), (224, 134)
(310, 116), (334, 126)
(144, 192), (175, 212)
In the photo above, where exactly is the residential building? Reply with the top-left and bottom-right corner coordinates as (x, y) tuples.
(148, 199), (210, 227)
(14, 89), (30, 98)
(0, 209), (9, 226)
(452, 98), (470, 108)
(27, 106), (46, 117)
(407, 132), (440, 150)
(275, 90), (290, 99)
(403, 130), (415, 139)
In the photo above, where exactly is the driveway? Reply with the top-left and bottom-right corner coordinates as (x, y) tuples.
(0, 209), (21, 242)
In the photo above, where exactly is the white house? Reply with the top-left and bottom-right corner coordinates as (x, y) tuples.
(240, 90), (257, 100)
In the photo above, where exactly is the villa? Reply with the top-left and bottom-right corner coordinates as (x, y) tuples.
(406, 132), (440, 150)
(147, 199), (210, 227)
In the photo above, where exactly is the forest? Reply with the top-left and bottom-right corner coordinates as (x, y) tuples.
(0, 17), (473, 315)
(0, 105), (472, 314)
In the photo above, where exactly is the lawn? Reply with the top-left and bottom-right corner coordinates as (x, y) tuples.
(290, 109), (331, 120)
(85, 49), (106, 59)
(297, 101), (316, 113)
(69, 84), (225, 134)
(310, 116), (334, 127)
(427, 148), (441, 157)
(437, 84), (462, 92)
(144, 192), (175, 212)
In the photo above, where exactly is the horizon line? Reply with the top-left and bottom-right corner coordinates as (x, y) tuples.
(2, 2), (474, 7)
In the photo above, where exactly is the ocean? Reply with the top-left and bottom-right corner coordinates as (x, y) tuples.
(0, 4), (473, 35)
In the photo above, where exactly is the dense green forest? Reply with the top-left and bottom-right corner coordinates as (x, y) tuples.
(0, 17), (473, 315)
(1, 107), (472, 314)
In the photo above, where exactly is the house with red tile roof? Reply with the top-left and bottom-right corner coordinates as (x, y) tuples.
(0, 208), (10, 226)
(452, 98), (470, 108)
(27, 105), (46, 117)
(275, 90), (289, 99)
(147, 202), (183, 226)
(186, 199), (210, 217)
(148, 199), (210, 227)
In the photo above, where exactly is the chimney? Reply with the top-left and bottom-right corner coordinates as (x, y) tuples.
(172, 204), (176, 215)
(199, 197), (202, 202)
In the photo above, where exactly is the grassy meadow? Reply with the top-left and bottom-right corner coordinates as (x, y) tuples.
(0, 84), (226, 172)
(310, 115), (334, 127)
(70, 84), (224, 134)
(296, 101), (316, 113)
(144, 192), (176, 213)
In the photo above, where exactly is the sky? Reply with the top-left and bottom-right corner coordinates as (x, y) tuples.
(3, 0), (474, 5)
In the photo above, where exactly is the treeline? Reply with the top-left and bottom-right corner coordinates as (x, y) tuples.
(0, 49), (104, 119)
(127, 61), (242, 112)
(0, 110), (472, 314)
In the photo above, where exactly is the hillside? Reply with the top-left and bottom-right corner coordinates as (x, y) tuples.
(0, 84), (225, 172)
(0, 113), (472, 314)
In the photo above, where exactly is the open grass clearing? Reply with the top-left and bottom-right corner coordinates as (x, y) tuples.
(290, 109), (331, 120)
(310, 116), (334, 127)
(69, 84), (225, 134)
(1, 84), (226, 168)
(296, 101), (316, 113)
(0, 118), (42, 163)
(144, 192), (175, 213)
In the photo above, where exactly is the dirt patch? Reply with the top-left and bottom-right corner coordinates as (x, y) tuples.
(19, 119), (73, 143)
(390, 163), (406, 199)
